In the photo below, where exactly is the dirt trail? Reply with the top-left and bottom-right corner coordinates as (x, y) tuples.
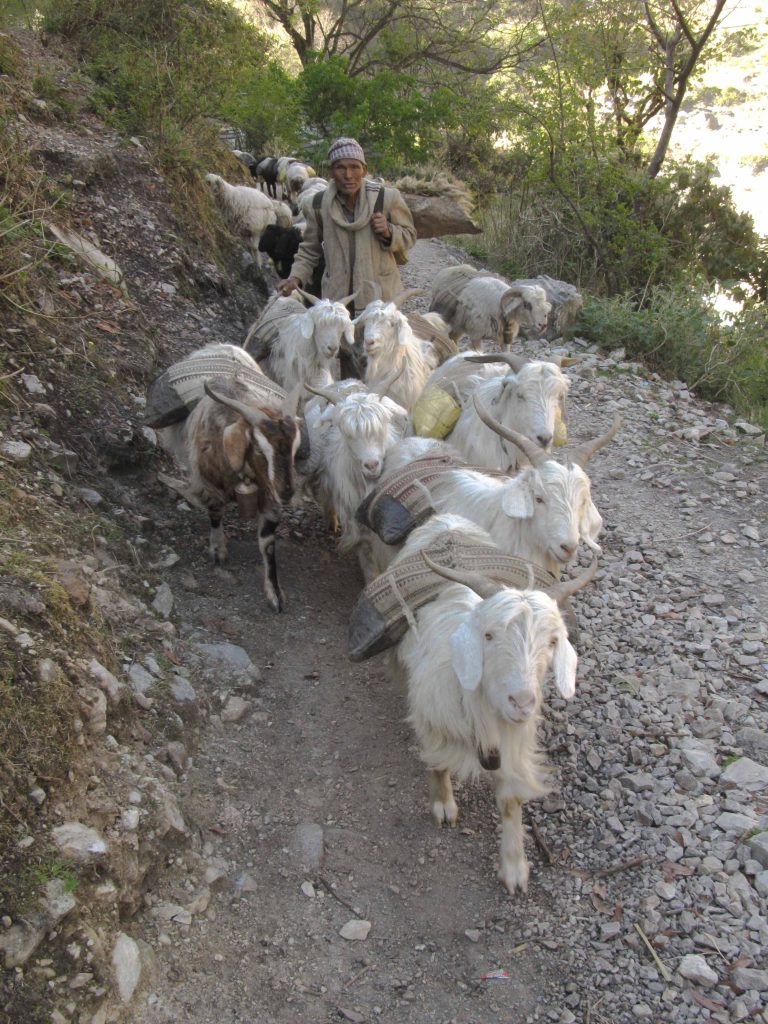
(125, 241), (768, 1024)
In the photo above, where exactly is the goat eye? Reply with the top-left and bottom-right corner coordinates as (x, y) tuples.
(550, 637), (558, 648)
(484, 631), (494, 642)
(535, 495), (545, 505)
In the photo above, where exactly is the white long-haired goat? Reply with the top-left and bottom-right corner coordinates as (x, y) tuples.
(356, 295), (442, 412)
(245, 290), (357, 397)
(389, 512), (596, 893)
(205, 173), (276, 266)
(366, 402), (619, 580)
(430, 264), (551, 349)
(302, 377), (410, 569)
(428, 352), (570, 471)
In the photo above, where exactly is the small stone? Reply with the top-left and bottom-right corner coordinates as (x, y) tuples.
(678, 953), (718, 986)
(112, 933), (141, 1003)
(127, 663), (154, 695)
(1, 440), (32, 462)
(716, 811), (759, 834)
(221, 696), (251, 723)
(301, 881), (316, 898)
(52, 823), (108, 863)
(464, 929), (481, 943)
(340, 919), (371, 941)
(720, 757), (768, 792)
(78, 487), (104, 507)
(655, 881), (676, 901)
(730, 967), (768, 993)
(151, 582), (174, 619)
(21, 373), (46, 395)
(87, 659), (125, 705)
(170, 675), (196, 703)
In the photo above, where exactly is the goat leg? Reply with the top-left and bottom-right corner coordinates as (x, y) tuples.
(258, 514), (284, 612)
(208, 508), (227, 564)
(497, 794), (529, 894)
(429, 769), (458, 827)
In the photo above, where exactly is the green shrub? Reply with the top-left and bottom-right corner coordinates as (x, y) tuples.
(576, 284), (768, 427)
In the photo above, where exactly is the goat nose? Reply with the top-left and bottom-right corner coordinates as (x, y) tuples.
(560, 542), (576, 558)
(537, 433), (552, 448)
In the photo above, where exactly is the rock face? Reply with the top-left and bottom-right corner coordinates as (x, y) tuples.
(401, 193), (481, 238)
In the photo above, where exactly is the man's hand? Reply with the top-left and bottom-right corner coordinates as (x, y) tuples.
(278, 276), (301, 296)
(371, 212), (392, 241)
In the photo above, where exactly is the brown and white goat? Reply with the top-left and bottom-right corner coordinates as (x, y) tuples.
(158, 378), (302, 612)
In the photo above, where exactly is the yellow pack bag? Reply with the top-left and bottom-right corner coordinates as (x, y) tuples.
(412, 385), (462, 438)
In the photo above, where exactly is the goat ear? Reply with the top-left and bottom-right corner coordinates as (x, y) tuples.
(222, 420), (249, 474)
(299, 313), (314, 340)
(450, 618), (483, 691)
(397, 318), (411, 347)
(552, 632), (578, 699)
(501, 475), (534, 519)
(579, 497), (603, 550)
(343, 322), (355, 350)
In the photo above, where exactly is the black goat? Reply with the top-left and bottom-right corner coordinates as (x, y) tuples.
(258, 224), (324, 297)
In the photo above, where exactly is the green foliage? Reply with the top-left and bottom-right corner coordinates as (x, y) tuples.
(221, 59), (302, 156)
(297, 55), (457, 171)
(576, 284), (768, 427)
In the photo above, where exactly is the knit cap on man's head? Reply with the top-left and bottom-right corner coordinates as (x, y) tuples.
(328, 137), (366, 166)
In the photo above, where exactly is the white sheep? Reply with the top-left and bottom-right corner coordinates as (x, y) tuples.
(430, 265), (551, 349)
(429, 352), (570, 471)
(296, 179), (329, 222)
(301, 379), (410, 569)
(244, 289), (357, 397)
(356, 298), (441, 412)
(205, 173), (276, 267)
(389, 512), (596, 893)
(276, 158), (316, 201)
(270, 198), (294, 229)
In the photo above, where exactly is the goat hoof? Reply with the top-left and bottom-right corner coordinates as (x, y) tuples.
(431, 799), (458, 827)
(499, 858), (529, 895)
(265, 587), (285, 613)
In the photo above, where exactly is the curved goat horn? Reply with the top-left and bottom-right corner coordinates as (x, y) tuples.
(463, 352), (528, 373)
(204, 380), (266, 427)
(421, 550), (503, 601)
(546, 555), (598, 605)
(472, 393), (549, 468)
(282, 382), (302, 417)
(336, 288), (360, 309)
(303, 382), (341, 405)
(370, 361), (404, 397)
(568, 414), (622, 469)
(390, 287), (425, 309)
(295, 287), (323, 307)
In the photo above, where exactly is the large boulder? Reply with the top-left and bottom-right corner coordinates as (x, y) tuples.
(402, 193), (481, 238)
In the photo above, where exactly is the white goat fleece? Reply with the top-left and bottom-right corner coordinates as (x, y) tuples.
(270, 199), (294, 229)
(249, 296), (355, 398)
(358, 300), (439, 412)
(391, 512), (580, 894)
(430, 266), (551, 349)
(444, 359), (570, 471)
(369, 442), (603, 580)
(303, 389), (410, 554)
(205, 173), (277, 265)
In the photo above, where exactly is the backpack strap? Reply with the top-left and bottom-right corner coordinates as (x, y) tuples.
(312, 189), (325, 234)
(373, 184), (386, 215)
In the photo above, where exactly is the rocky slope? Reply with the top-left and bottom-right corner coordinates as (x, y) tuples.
(1, 26), (767, 1024)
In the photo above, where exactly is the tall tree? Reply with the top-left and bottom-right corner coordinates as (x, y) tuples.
(248, 0), (538, 78)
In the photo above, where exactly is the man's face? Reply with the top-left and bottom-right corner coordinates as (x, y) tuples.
(332, 159), (366, 199)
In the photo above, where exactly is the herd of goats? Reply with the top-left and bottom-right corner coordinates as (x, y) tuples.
(144, 157), (622, 895)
